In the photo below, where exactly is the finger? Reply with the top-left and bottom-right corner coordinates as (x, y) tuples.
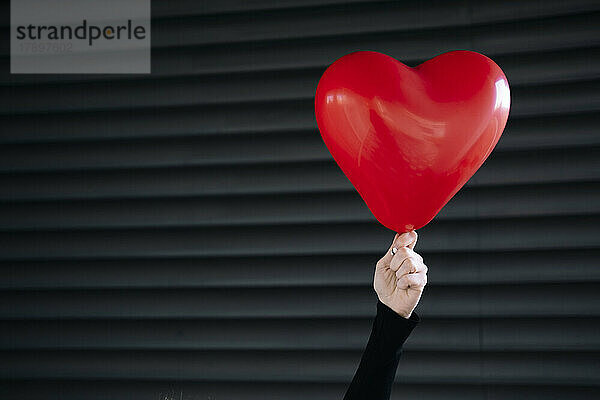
(389, 247), (409, 272)
(396, 258), (427, 279)
(408, 230), (418, 250)
(394, 257), (423, 278)
(389, 247), (423, 272)
(396, 270), (427, 290)
(397, 230), (417, 248)
(379, 231), (413, 268)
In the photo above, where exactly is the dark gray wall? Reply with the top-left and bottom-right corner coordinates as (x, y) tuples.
(1, 1), (599, 399)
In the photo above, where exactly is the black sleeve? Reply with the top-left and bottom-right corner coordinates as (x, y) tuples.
(343, 300), (420, 400)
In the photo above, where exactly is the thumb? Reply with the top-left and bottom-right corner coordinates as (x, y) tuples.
(397, 230), (417, 249)
(407, 230), (418, 250)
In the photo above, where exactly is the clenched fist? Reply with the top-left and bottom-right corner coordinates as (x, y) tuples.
(374, 231), (428, 318)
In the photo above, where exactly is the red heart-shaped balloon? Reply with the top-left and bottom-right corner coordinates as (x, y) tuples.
(315, 50), (511, 233)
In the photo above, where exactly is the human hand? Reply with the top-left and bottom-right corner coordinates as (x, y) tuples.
(373, 231), (428, 318)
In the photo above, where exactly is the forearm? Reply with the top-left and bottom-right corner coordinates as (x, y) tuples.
(343, 300), (419, 400)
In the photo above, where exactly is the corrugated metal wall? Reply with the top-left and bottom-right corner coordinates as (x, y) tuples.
(1, 1), (599, 399)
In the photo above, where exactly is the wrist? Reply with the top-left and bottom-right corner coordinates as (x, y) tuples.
(376, 295), (414, 319)
(376, 299), (420, 325)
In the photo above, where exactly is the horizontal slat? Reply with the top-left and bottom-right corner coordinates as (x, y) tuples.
(151, 2), (600, 47)
(0, 130), (329, 171)
(2, 12), (599, 86)
(1, 248), (599, 290)
(1, 349), (598, 385)
(2, 111), (599, 172)
(0, 282), (599, 319)
(0, 147), (598, 201)
(151, 0), (374, 17)
(4, 47), (600, 115)
(512, 80), (600, 116)
(2, 79), (599, 143)
(0, 182), (597, 230)
(0, 0), (377, 27)
(157, 12), (600, 74)
(2, 317), (598, 352)
(148, 0), (600, 47)
(0, 214), (598, 260)
(150, 0), (600, 21)
(0, 380), (597, 400)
